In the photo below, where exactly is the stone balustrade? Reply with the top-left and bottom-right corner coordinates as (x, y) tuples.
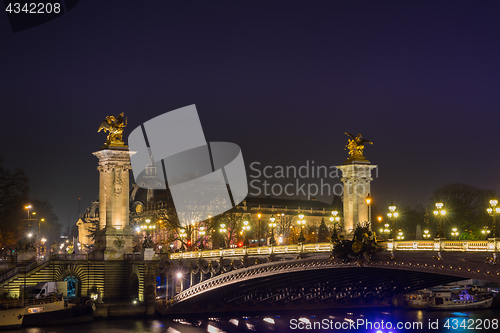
(169, 238), (500, 260)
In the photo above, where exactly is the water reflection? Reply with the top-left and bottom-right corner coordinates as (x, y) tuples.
(6, 309), (499, 333)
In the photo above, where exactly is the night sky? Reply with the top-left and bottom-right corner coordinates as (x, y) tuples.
(1, 1), (500, 230)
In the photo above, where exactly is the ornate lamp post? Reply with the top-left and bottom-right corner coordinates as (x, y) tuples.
(387, 203), (398, 238)
(451, 227), (459, 239)
(396, 231), (404, 240)
(241, 220), (250, 246)
(269, 215), (277, 245)
(379, 223), (391, 239)
(179, 229), (187, 249)
(330, 210), (341, 231)
(25, 205), (32, 233)
(40, 238), (47, 257)
(423, 229), (431, 239)
(365, 194), (372, 227)
(198, 226), (206, 248)
(140, 218), (156, 237)
(38, 218), (45, 236)
(297, 213), (306, 243)
(140, 218), (156, 259)
(219, 223), (227, 248)
(257, 212), (262, 247)
(433, 202), (446, 238)
(487, 199), (500, 237)
(481, 227), (491, 240)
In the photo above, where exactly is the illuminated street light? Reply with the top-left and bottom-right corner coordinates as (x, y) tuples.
(175, 272), (184, 293)
(241, 221), (250, 246)
(297, 213), (306, 243)
(257, 212), (262, 247)
(25, 205), (32, 233)
(365, 194), (372, 226)
(140, 218), (156, 232)
(433, 202), (446, 238)
(451, 227), (459, 239)
(387, 203), (398, 238)
(269, 215), (277, 245)
(38, 218), (45, 235)
(329, 211), (341, 232)
(423, 229), (431, 238)
(487, 199), (500, 238)
(482, 227), (491, 239)
(199, 226), (206, 248)
(219, 223), (227, 248)
(396, 231), (404, 240)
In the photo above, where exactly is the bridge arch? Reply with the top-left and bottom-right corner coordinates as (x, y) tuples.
(164, 252), (500, 313)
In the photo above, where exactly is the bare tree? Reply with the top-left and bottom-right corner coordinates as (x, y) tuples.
(277, 214), (296, 243)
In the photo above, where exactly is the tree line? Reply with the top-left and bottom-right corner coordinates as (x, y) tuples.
(0, 156), (62, 250)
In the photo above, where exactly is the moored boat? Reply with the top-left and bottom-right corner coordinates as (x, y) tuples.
(426, 290), (493, 310)
(22, 296), (94, 327)
(0, 304), (25, 330)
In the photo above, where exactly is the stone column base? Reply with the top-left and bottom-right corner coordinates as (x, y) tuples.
(95, 227), (134, 260)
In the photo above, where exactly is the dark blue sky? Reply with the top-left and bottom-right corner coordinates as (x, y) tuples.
(1, 1), (499, 229)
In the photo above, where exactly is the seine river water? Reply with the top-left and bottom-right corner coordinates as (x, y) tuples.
(5, 308), (500, 333)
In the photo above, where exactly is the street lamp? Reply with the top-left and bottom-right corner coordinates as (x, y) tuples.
(451, 227), (459, 239)
(25, 205), (32, 232)
(241, 220), (250, 246)
(297, 213), (306, 243)
(423, 229), (431, 238)
(257, 212), (262, 247)
(330, 211), (341, 231)
(387, 203), (398, 238)
(396, 231), (404, 240)
(378, 223), (391, 240)
(433, 202), (446, 238)
(219, 223), (227, 248)
(482, 227), (491, 240)
(487, 199), (500, 238)
(179, 229), (187, 238)
(38, 218), (45, 235)
(140, 218), (156, 235)
(269, 215), (277, 245)
(365, 194), (372, 226)
(198, 226), (206, 248)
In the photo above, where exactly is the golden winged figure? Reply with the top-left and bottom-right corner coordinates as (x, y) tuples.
(98, 112), (127, 147)
(344, 132), (373, 158)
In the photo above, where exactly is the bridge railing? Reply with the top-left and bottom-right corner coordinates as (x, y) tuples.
(50, 254), (88, 261)
(169, 238), (500, 260)
(384, 239), (496, 252)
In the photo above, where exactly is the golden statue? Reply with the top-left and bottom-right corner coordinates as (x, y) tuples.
(345, 132), (373, 160)
(98, 112), (127, 147)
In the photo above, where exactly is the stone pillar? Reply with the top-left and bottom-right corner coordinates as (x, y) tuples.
(337, 161), (377, 236)
(93, 147), (135, 259)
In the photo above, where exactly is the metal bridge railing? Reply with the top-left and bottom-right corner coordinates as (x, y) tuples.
(169, 238), (500, 260)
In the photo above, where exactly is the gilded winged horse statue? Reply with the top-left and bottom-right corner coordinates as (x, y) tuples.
(98, 112), (127, 147)
(344, 132), (373, 159)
